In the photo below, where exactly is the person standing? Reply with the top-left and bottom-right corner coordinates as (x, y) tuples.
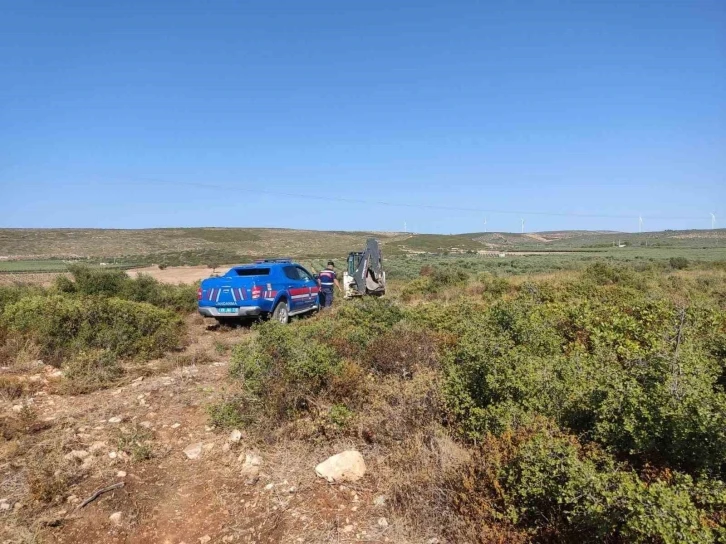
(318, 261), (341, 308)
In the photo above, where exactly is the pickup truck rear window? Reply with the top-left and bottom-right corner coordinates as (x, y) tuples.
(234, 268), (271, 276)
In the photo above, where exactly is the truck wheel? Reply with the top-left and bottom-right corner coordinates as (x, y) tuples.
(272, 301), (289, 324)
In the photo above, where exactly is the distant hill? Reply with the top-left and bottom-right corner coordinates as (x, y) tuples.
(1, 227), (725, 262)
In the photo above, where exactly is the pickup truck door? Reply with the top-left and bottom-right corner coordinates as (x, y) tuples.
(295, 266), (318, 310)
(283, 266), (310, 312)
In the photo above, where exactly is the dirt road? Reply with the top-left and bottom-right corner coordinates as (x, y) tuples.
(0, 320), (405, 543)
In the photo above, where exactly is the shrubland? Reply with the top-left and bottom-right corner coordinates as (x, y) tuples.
(0, 266), (192, 391)
(222, 261), (726, 542)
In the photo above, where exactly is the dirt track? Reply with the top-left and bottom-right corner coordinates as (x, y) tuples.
(1, 319), (405, 543)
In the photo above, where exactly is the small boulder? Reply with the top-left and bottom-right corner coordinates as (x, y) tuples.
(228, 429), (242, 443)
(183, 443), (203, 460)
(109, 511), (123, 525)
(199, 536), (211, 544)
(64, 450), (90, 461)
(108, 416), (123, 424)
(373, 495), (387, 508)
(116, 471), (127, 478)
(315, 451), (366, 483)
(378, 517), (389, 528)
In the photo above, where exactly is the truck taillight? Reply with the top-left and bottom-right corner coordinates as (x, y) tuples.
(197, 288), (202, 300)
(251, 286), (262, 299)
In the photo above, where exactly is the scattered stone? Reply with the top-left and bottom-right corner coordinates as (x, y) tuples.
(203, 443), (215, 452)
(229, 429), (242, 443)
(315, 450), (366, 483)
(88, 441), (107, 453)
(11, 405), (23, 413)
(204, 425), (214, 432)
(108, 451), (118, 459)
(133, 376), (144, 382)
(108, 416), (123, 424)
(109, 511), (123, 525)
(183, 443), (203, 460)
(288, 486), (297, 494)
(342, 525), (355, 534)
(64, 450), (90, 461)
(116, 471), (127, 478)
(66, 495), (79, 505)
(373, 495), (387, 508)
(240, 452), (262, 466)
(0, 502), (11, 511)
(427, 539), (440, 544)
(139, 421), (153, 429)
(378, 518), (389, 528)
(171, 423), (181, 429)
(199, 536), (211, 544)
(13, 502), (23, 511)
(264, 483), (274, 491)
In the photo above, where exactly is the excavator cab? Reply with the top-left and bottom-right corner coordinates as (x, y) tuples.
(343, 238), (386, 298)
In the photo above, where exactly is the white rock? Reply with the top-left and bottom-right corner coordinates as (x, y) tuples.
(199, 536), (211, 544)
(315, 451), (366, 483)
(12, 405), (23, 413)
(240, 452), (262, 466)
(139, 421), (153, 429)
(171, 423), (181, 429)
(108, 451), (118, 459)
(109, 511), (123, 525)
(228, 429), (242, 443)
(0, 502), (10, 511)
(373, 495), (387, 507)
(66, 495), (79, 504)
(183, 443), (203, 460)
(64, 450), (90, 461)
(108, 416), (123, 424)
(264, 483), (274, 491)
(89, 441), (107, 453)
(378, 517), (389, 528)
(116, 471), (127, 478)
(342, 525), (355, 533)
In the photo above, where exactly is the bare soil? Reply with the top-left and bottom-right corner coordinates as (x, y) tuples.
(127, 265), (236, 285)
(0, 320), (409, 544)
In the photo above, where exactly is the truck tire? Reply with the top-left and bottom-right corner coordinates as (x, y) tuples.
(272, 300), (289, 324)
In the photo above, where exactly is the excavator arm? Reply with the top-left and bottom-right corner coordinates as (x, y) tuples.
(343, 238), (386, 298)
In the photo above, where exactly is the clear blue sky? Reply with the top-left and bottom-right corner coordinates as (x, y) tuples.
(1, 0), (724, 233)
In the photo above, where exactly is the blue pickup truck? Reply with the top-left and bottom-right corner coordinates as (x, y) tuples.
(197, 259), (320, 324)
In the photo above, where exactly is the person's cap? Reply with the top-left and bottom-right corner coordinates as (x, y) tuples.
(327, 260), (335, 267)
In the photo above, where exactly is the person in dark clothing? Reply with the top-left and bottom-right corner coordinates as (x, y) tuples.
(318, 261), (341, 308)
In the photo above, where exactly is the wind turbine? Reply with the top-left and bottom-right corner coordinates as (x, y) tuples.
(404, 221), (407, 233)
(638, 216), (643, 233)
(711, 213), (717, 230)
(484, 217), (487, 233)
(521, 218), (525, 234)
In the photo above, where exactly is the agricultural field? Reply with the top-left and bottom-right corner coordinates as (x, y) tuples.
(1, 230), (726, 543)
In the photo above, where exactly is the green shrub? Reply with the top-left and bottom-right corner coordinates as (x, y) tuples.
(56, 265), (197, 313)
(460, 425), (721, 543)
(1, 295), (184, 363)
(207, 397), (249, 429)
(230, 320), (345, 420)
(670, 256), (690, 270)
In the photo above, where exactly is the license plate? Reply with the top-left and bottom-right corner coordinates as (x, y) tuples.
(218, 308), (237, 314)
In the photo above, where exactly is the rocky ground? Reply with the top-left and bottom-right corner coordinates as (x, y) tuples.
(0, 321), (421, 544)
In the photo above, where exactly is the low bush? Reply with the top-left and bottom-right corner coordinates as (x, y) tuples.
(55, 265), (197, 313)
(60, 349), (123, 394)
(1, 295), (184, 364)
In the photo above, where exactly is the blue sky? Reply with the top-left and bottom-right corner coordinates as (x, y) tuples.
(1, 0), (724, 233)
